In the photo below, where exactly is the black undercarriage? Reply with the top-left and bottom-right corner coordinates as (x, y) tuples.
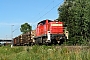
(34, 34), (67, 45)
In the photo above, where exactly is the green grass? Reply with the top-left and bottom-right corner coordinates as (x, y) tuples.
(0, 45), (90, 60)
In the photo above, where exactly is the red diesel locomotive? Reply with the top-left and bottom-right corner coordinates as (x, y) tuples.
(13, 19), (68, 46)
(34, 19), (68, 45)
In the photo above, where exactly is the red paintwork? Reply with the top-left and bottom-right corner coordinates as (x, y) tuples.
(49, 21), (63, 34)
(36, 19), (64, 37)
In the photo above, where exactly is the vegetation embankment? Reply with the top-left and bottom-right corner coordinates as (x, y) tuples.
(0, 45), (90, 60)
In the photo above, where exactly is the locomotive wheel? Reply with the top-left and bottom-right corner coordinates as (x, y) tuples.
(59, 39), (64, 45)
(29, 42), (34, 46)
(42, 38), (46, 44)
(51, 39), (58, 45)
(35, 39), (39, 45)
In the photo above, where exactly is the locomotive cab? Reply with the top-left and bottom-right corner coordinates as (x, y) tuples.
(34, 19), (67, 45)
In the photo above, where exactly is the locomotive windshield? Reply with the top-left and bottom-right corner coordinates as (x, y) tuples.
(48, 20), (52, 23)
(37, 20), (52, 25)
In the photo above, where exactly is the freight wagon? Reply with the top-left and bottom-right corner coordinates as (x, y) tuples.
(13, 32), (31, 46)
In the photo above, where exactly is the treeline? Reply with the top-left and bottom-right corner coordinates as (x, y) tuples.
(58, 0), (90, 45)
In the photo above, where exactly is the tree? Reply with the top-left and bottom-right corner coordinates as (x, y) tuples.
(20, 23), (32, 34)
(58, 0), (90, 45)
